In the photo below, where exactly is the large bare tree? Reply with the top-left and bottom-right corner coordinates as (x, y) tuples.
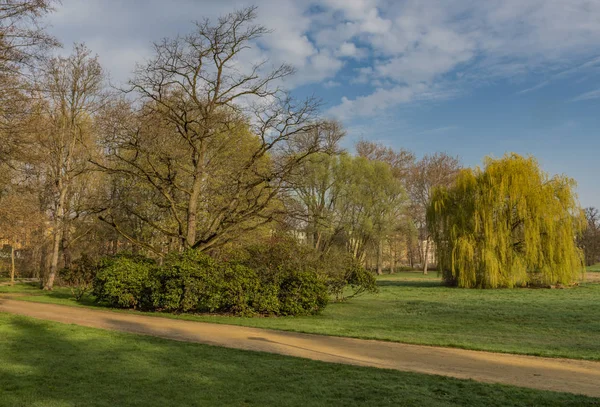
(98, 7), (338, 254)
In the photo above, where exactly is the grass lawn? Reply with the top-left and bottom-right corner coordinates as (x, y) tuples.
(587, 263), (600, 272)
(3, 271), (600, 360)
(0, 313), (597, 407)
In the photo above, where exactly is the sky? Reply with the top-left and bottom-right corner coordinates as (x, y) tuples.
(45, 0), (600, 208)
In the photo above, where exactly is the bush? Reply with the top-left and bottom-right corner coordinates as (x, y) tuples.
(322, 252), (378, 301)
(278, 270), (328, 316)
(152, 251), (263, 316)
(151, 251), (222, 313)
(90, 238), (377, 317)
(93, 254), (155, 309)
(153, 250), (327, 316)
(237, 237), (329, 314)
(345, 261), (377, 298)
(59, 254), (97, 300)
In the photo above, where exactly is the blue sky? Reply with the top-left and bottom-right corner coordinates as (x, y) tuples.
(45, 0), (600, 208)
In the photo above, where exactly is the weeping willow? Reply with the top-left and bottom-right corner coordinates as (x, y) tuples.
(428, 153), (586, 288)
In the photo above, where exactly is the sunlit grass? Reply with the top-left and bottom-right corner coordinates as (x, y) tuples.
(0, 313), (597, 407)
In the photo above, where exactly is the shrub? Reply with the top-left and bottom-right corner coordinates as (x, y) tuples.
(151, 251), (223, 313)
(93, 254), (155, 309)
(251, 282), (280, 315)
(152, 252), (263, 316)
(323, 252), (378, 301)
(344, 260), (378, 299)
(237, 238), (329, 314)
(278, 270), (328, 316)
(59, 254), (97, 300)
(90, 238), (372, 317)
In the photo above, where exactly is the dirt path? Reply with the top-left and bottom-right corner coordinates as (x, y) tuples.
(1, 298), (599, 398)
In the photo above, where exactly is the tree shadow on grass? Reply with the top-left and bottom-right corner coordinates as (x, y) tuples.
(0, 315), (598, 407)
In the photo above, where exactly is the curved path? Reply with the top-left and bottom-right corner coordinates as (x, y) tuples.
(1, 298), (599, 397)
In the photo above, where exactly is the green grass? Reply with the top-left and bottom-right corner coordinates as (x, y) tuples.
(587, 263), (600, 272)
(4, 271), (600, 360)
(0, 313), (597, 407)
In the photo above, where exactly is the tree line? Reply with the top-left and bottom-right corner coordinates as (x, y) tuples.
(0, 4), (462, 289)
(2, 3), (597, 292)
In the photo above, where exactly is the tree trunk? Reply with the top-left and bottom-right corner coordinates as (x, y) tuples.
(45, 187), (67, 290)
(111, 237), (118, 255)
(376, 239), (383, 275)
(10, 245), (15, 286)
(186, 179), (200, 248)
(186, 146), (205, 248)
(62, 227), (72, 270)
(390, 247), (396, 274)
(423, 237), (430, 275)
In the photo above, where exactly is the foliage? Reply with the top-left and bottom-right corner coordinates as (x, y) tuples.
(428, 153), (585, 288)
(289, 152), (407, 271)
(92, 248), (331, 316)
(320, 249), (378, 301)
(344, 260), (378, 298)
(277, 270), (329, 316)
(59, 255), (97, 300)
(241, 237), (376, 303)
(92, 254), (156, 309)
(152, 251), (263, 316)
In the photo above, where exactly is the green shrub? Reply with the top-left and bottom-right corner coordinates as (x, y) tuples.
(91, 240), (348, 317)
(237, 238), (329, 314)
(278, 270), (328, 316)
(151, 251), (223, 313)
(251, 282), (280, 315)
(152, 251), (266, 316)
(93, 254), (155, 309)
(345, 260), (378, 299)
(313, 249), (378, 301)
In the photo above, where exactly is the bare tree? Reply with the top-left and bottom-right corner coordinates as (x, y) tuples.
(0, 0), (58, 78)
(99, 7), (338, 254)
(408, 153), (461, 274)
(579, 207), (600, 266)
(356, 140), (415, 183)
(37, 43), (106, 290)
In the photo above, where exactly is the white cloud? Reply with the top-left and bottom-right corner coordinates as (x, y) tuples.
(327, 83), (456, 121)
(517, 81), (550, 95)
(336, 41), (367, 59)
(570, 88), (600, 102)
(46, 0), (600, 116)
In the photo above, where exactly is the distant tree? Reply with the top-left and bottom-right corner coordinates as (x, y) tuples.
(408, 153), (460, 274)
(355, 141), (414, 273)
(290, 153), (406, 273)
(356, 140), (415, 182)
(579, 207), (600, 266)
(428, 153), (585, 288)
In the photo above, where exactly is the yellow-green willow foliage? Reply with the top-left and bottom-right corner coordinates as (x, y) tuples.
(427, 153), (586, 288)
